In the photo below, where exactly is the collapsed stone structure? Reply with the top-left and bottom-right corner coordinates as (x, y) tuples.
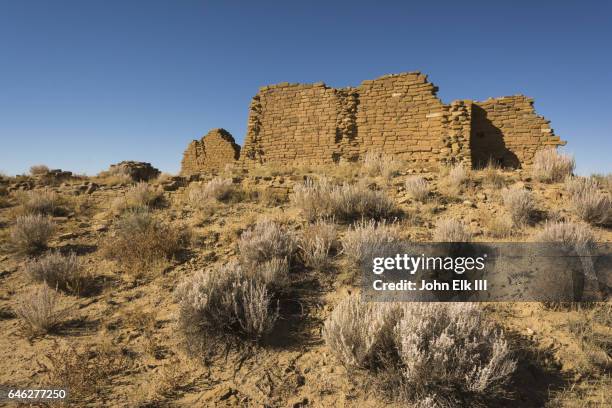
(181, 72), (564, 174)
(181, 128), (241, 176)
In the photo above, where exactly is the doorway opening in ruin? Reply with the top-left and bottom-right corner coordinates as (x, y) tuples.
(469, 105), (520, 169)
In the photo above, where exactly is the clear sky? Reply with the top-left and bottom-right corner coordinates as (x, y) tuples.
(1, 1), (610, 176)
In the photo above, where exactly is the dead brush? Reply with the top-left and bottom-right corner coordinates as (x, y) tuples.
(43, 341), (132, 403)
(502, 185), (536, 226)
(481, 160), (506, 189)
(30, 164), (50, 176)
(432, 218), (472, 242)
(440, 163), (470, 197)
(299, 220), (337, 269)
(565, 176), (611, 225)
(15, 284), (66, 336)
(533, 221), (594, 248)
(187, 177), (240, 203)
(102, 210), (190, 277)
(25, 251), (92, 295)
(9, 214), (55, 254)
(341, 220), (401, 268)
(532, 148), (575, 183)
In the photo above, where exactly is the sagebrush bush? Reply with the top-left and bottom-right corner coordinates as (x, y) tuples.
(483, 213), (514, 238)
(25, 251), (90, 295)
(176, 261), (278, 341)
(188, 177), (237, 203)
(361, 151), (402, 180)
(341, 220), (401, 267)
(532, 148), (575, 183)
(502, 186), (536, 225)
(254, 257), (290, 292)
(15, 284), (65, 336)
(565, 177), (611, 225)
(239, 219), (297, 267)
(291, 178), (397, 222)
(441, 163), (470, 196)
(17, 189), (63, 216)
(432, 218), (471, 242)
(533, 221), (594, 248)
(102, 211), (189, 275)
(324, 295), (516, 401)
(404, 176), (429, 202)
(30, 164), (50, 176)
(10, 214), (55, 254)
(299, 221), (337, 269)
(112, 182), (164, 213)
(481, 160), (506, 189)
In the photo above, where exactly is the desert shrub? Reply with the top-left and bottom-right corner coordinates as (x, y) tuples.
(102, 210), (189, 275)
(17, 189), (64, 216)
(432, 218), (471, 242)
(532, 148), (575, 183)
(188, 177), (238, 203)
(238, 219), (297, 267)
(533, 221), (594, 248)
(565, 177), (611, 225)
(361, 151), (402, 180)
(176, 261), (278, 342)
(324, 295), (516, 401)
(15, 284), (65, 336)
(96, 167), (133, 186)
(25, 251), (90, 295)
(404, 176), (430, 202)
(10, 214), (55, 254)
(292, 178), (397, 222)
(30, 164), (49, 176)
(254, 257), (290, 292)
(112, 182), (164, 213)
(502, 186), (536, 225)
(591, 173), (612, 195)
(299, 220), (337, 269)
(341, 220), (401, 267)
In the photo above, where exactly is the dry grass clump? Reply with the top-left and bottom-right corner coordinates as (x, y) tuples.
(96, 167), (133, 186)
(15, 284), (66, 336)
(176, 261), (278, 344)
(323, 295), (516, 402)
(291, 178), (397, 222)
(564, 177), (611, 225)
(481, 160), (506, 189)
(361, 151), (402, 180)
(112, 182), (165, 213)
(10, 214), (55, 254)
(239, 219), (297, 268)
(102, 210), (190, 276)
(532, 148), (575, 183)
(432, 218), (472, 242)
(30, 164), (50, 176)
(25, 251), (91, 295)
(187, 177), (241, 204)
(502, 186), (536, 226)
(404, 176), (430, 202)
(441, 163), (470, 196)
(299, 220), (337, 269)
(533, 221), (594, 248)
(341, 220), (401, 267)
(483, 212), (514, 238)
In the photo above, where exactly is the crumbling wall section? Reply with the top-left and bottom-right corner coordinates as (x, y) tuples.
(471, 96), (565, 168)
(181, 128), (240, 175)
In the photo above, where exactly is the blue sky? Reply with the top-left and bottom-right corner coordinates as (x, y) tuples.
(1, 1), (610, 176)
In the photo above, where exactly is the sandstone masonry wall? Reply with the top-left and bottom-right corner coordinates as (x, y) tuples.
(181, 128), (241, 175)
(182, 72), (565, 174)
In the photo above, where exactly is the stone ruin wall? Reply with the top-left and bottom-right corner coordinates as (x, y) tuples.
(180, 128), (241, 176)
(181, 72), (565, 174)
